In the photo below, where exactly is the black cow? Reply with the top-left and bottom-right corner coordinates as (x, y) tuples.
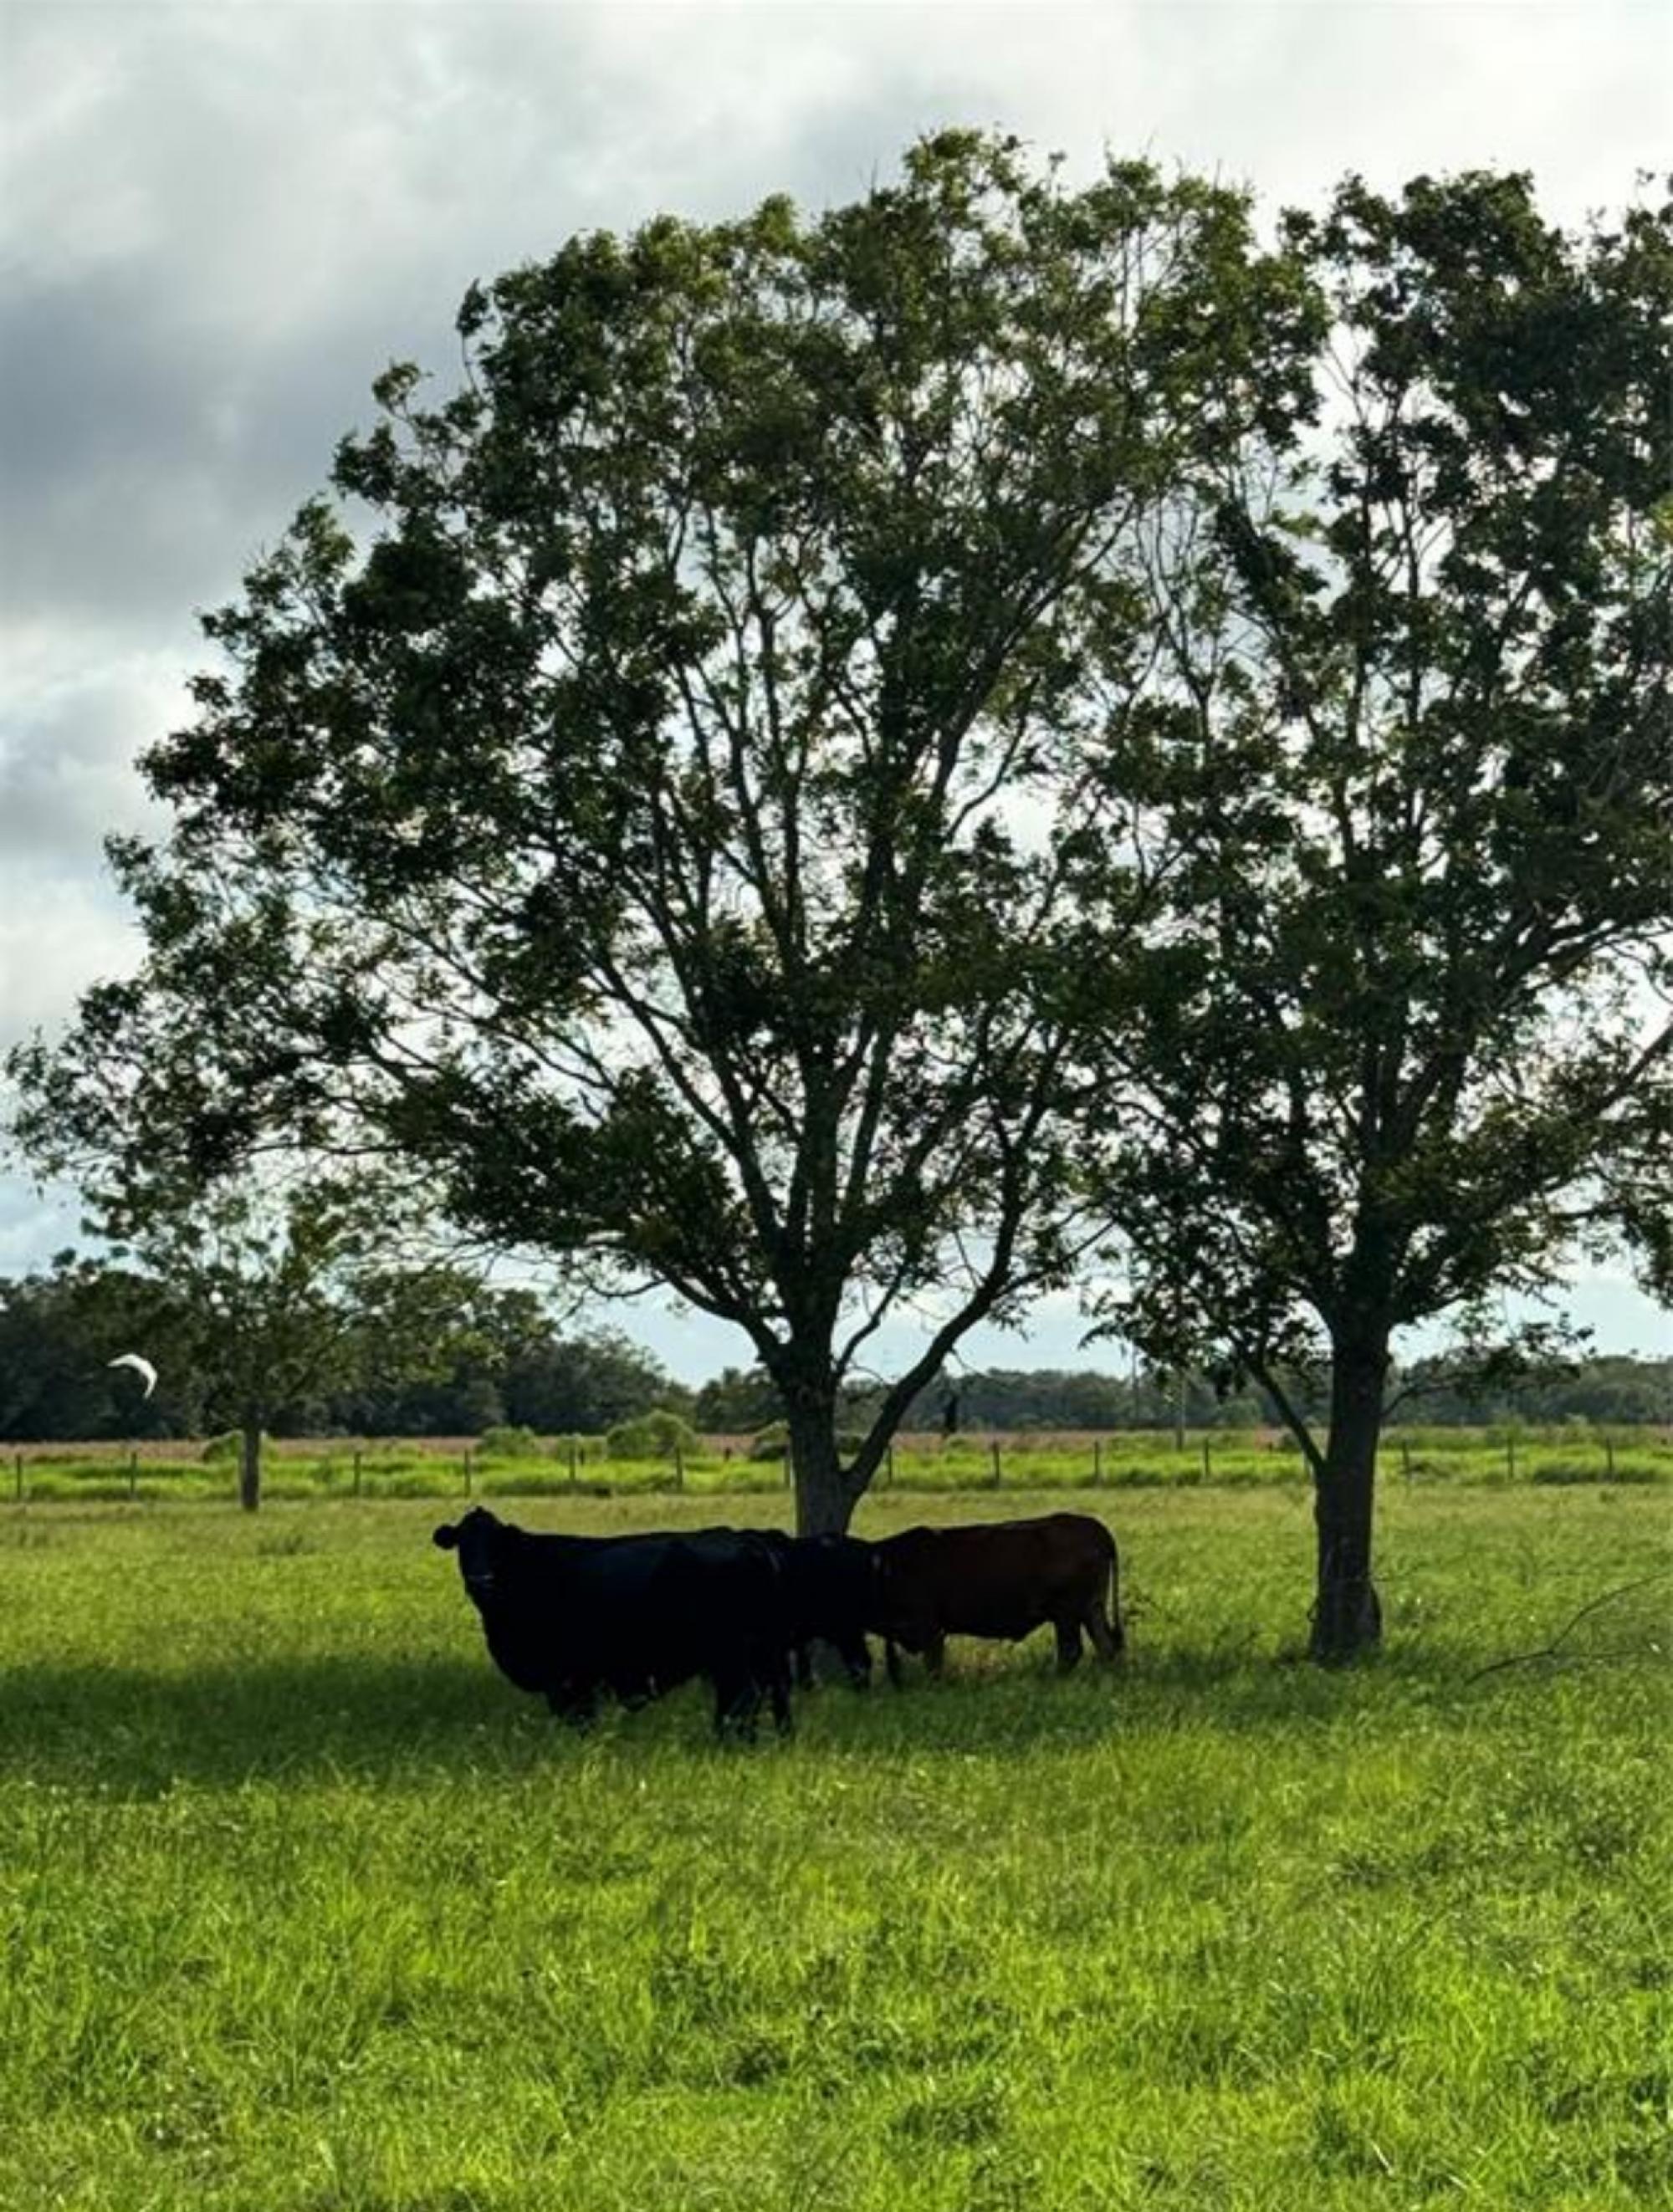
(871, 1512), (1123, 1685)
(432, 1508), (792, 1739)
(757, 1530), (875, 1688)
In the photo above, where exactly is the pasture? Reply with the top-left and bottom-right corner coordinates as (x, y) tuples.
(1, 1484), (1668, 2211)
(8, 1421), (1670, 1504)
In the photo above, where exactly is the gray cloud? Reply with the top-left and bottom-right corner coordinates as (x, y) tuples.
(0, 655), (175, 864)
(2, 0), (1665, 1350)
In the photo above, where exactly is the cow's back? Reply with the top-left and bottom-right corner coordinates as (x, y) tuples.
(877, 1513), (1114, 1640)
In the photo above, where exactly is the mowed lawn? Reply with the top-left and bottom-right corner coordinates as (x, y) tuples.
(0, 1487), (1667, 2212)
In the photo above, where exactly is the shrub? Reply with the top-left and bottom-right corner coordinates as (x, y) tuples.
(605, 1409), (701, 1462)
(478, 1424), (545, 1460)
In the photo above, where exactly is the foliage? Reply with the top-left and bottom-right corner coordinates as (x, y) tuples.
(693, 1364), (785, 1433)
(498, 1325), (688, 1435)
(4, 130), (1307, 1530)
(478, 1424), (545, 1460)
(604, 1407), (702, 1461)
(1083, 171), (1673, 1652)
(0, 1250), (203, 1440)
(98, 1172), (480, 1508)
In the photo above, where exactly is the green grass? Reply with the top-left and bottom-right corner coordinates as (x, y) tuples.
(8, 1422), (1669, 1504)
(1, 1486), (1669, 2210)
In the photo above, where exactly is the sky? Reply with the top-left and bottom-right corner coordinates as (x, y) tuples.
(2, 0), (1668, 1382)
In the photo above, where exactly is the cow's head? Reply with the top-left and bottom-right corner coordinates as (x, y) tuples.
(432, 1505), (509, 1603)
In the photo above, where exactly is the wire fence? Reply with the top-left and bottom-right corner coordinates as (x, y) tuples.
(6, 1427), (1669, 1506)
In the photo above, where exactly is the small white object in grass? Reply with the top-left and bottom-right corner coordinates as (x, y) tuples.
(108, 1353), (158, 1398)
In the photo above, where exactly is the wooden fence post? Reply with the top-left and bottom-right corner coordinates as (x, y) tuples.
(1200, 1436), (1212, 1483)
(13, 1451), (22, 1503)
(353, 1448), (363, 1498)
(990, 1438), (1002, 1489)
(1092, 1438), (1103, 1487)
(1604, 1434), (1616, 1482)
(128, 1448), (138, 1500)
(464, 1451), (474, 1498)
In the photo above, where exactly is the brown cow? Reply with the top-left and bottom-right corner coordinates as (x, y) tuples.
(870, 1512), (1123, 1685)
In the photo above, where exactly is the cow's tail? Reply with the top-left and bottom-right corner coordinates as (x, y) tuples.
(1106, 1530), (1126, 1658)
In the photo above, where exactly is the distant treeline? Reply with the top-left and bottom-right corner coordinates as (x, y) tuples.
(867, 1353), (1664, 1442)
(721, 1357), (1673, 1436)
(1, 1254), (1666, 1440)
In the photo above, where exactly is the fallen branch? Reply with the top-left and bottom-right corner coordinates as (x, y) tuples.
(1463, 1571), (1672, 1685)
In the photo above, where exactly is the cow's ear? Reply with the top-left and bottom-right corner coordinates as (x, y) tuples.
(432, 1525), (460, 1550)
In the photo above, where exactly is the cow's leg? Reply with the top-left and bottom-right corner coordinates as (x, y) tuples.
(885, 1638), (906, 1688)
(713, 1668), (760, 1743)
(841, 1633), (872, 1689)
(1054, 1618), (1084, 1674)
(548, 1680), (597, 1730)
(756, 1642), (795, 1737)
(923, 1632), (947, 1681)
(770, 1665), (794, 1738)
(791, 1642), (814, 1691)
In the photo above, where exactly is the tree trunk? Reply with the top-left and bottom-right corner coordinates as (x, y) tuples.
(238, 1416), (263, 1514)
(765, 1345), (849, 1539)
(1310, 1331), (1388, 1662)
(781, 1372), (853, 1536)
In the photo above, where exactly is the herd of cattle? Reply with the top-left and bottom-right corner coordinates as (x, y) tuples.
(433, 1506), (1125, 1737)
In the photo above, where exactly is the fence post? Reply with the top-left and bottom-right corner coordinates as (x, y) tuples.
(13, 1451), (22, 1503)
(568, 1436), (579, 1490)
(128, 1448), (138, 1500)
(353, 1448), (363, 1498)
(674, 1440), (684, 1492)
(1093, 1438), (1103, 1487)
(1604, 1433), (1615, 1481)
(990, 1438), (1002, 1489)
(1200, 1436), (1212, 1483)
(464, 1451), (473, 1498)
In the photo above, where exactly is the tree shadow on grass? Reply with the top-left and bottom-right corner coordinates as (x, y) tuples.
(0, 1629), (1542, 1794)
(0, 1651), (562, 1795)
(801, 1626), (1556, 1758)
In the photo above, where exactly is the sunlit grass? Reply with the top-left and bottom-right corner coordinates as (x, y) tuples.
(1, 1486), (1668, 2209)
(8, 1422), (1668, 1505)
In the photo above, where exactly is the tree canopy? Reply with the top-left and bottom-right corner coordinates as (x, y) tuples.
(8, 131), (1304, 1532)
(7, 141), (1666, 1637)
(1084, 171), (1672, 1652)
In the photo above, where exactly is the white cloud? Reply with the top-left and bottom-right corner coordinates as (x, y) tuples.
(1, 0), (1665, 1354)
(0, 871), (142, 1054)
(0, 649), (179, 866)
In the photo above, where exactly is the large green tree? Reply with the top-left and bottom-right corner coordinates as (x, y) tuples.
(1089, 171), (1672, 1656)
(8, 133), (1302, 1532)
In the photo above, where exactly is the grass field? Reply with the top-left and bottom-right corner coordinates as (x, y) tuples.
(8, 1422), (1670, 1504)
(1, 1484), (1669, 2211)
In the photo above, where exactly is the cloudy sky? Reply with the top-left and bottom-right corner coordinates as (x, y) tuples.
(2, 0), (1667, 1378)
